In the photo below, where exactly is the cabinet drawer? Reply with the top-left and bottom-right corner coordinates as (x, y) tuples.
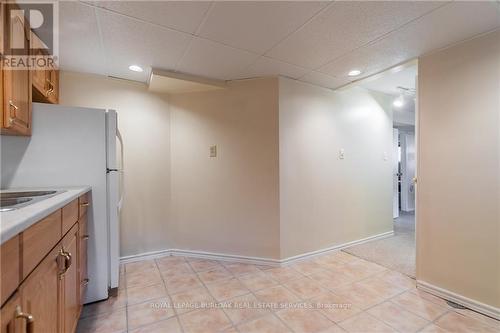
(22, 210), (61, 279)
(62, 199), (79, 236)
(78, 193), (90, 218)
(1, 236), (20, 306)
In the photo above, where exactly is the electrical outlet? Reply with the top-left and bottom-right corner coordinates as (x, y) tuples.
(339, 148), (345, 160)
(383, 152), (388, 161)
(209, 145), (217, 158)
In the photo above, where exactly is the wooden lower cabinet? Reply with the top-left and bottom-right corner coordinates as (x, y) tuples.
(0, 195), (89, 333)
(1, 292), (23, 333)
(20, 244), (60, 333)
(61, 224), (80, 333)
(79, 214), (88, 302)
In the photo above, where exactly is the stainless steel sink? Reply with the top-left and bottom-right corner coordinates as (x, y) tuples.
(0, 190), (65, 212)
(1, 190), (58, 199)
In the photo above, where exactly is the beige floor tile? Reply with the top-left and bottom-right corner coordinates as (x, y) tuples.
(224, 327), (239, 333)
(156, 256), (186, 267)
(375, 270), (415, 290)
(206, 277), (250, 301)
(77, 309), (126, 333)
(311, 291), (362, 323)
(367, 301), (429, 332)
(308, 270), (355, 290)
(284, 276), (326, 300)
(81, 290), (127, 318)
(170, 286), (215, 314)
(314, 254), (346, 267)
(238, 271), (279, 292)
(118, 272), (126, 291)
(156, 259), (191, 273)
(276, 308), (336, 333)
(264, 266), (303, 283)
(419, 323), (450, 333)
(223, 262), (262, 275)
(434, 311), (498, 333)
(338, 312), (398, 333)
(317, 325), (347, 333)
(223, 293), (269, 325)
(410, 289), (451, 308)
(341, 259), (386, 281)
(390, 291), (448, 321)
(454, 308), (500, 330)
(179, 308), (233, 333)
(164, 273), (204, 294)
(127, 283), (167, 306)
(237, 314), (291, 333)
(126, 260), (157, 274)
(254, 285), (301, 311)
(128, 317), (181, 333)
(330, 252), (360, 264)
(198, 266), (233, 284)
(126, 268), (163, 289)
(188, 259), (222, 272)
(290, 260), (326, 275)
(159, 262), (195, 279)
(356, 275), (406, 299)
(127, 297), (175, 330)
(332, 283), (387, 310)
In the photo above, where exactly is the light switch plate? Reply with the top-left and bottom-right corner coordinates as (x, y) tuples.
(210, 145), (217, 157)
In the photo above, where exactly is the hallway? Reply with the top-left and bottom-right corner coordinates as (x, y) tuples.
(343, 212), (415, 277)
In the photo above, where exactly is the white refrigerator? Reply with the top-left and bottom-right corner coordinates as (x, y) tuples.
(1, 102), (122, 303)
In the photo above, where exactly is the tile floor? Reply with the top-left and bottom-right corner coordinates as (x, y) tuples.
(77, 252), (500, 333)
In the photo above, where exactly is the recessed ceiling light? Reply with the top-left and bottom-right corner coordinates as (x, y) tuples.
(393, 97), (404, 108)
(348, 69), (362, 77)
(128, 65), (143, 72)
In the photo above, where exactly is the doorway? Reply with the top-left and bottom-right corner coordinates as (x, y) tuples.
(343, 62), (417, 277)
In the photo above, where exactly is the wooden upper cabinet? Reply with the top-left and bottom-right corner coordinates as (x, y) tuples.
(1, 4), (32, 136)
(31, 31), (59, 104)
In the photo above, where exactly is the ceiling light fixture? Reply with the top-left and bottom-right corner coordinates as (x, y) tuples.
(128, 65), (143, 72)
(393, 97), (405, 108)
(348, 69), (362, 77)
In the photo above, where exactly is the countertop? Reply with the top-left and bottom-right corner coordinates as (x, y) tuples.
(0, 186), (91, 245)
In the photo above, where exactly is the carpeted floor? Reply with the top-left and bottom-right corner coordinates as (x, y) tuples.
(342, 212), (416, 277)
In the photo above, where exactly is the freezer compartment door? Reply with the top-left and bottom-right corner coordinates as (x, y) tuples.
(107, 170), (120, 290)
(106, 110), (118, 170)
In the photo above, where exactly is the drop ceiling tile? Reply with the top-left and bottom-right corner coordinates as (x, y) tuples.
(319, 1), (500, 80)
(87, 1), (211, 34)
(267, 1), (448, 69)
(299, 71), (351, 90)
(59, 2), (107, 75)
(197, 1), (328, 54)
(236, 57), (308, 80)
(96, 10), (191, 82)
(176, 37), (259, 80)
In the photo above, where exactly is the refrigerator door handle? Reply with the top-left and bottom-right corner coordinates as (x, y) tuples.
(117, 128), (124, 212)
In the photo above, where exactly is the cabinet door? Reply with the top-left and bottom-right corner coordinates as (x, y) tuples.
(30, 32), (48, 98)
(62, 223), (80, 333)
(20, 244), (61, 333)
(46, 69), (58, 104)
(2, 8), (31, 136)
(1, 292), (23, 333)
(79, 214), (89, 303)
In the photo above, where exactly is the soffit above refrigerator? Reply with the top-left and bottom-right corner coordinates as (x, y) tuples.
(148, 68), (227, 94)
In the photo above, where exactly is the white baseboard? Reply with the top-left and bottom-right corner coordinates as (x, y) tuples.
(120, 230), (394, 267)
(417, 280), (500, 320)
(280, 230), (394, 265)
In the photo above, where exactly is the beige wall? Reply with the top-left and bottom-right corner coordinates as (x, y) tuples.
(60, 72), (172, 257)
(279, 78), (394, 259)
(168, 78), (281, 259)
(417, 30), (500, 308)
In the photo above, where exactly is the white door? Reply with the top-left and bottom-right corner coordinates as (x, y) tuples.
(393, 128), (400, 218)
